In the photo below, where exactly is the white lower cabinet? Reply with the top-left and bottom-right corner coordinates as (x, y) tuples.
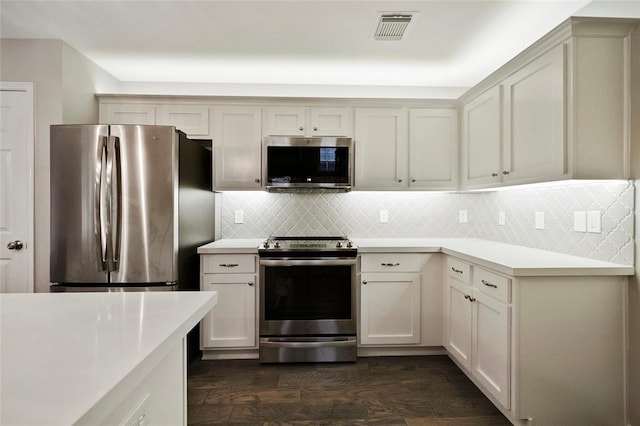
(360, 272), (421, 345)
(445, 258), (511, 411)
(359, 253), (442, 348)
(200, 254), (258, 357)
(444, 255), (625, 424)
(471, 291), (510, 409)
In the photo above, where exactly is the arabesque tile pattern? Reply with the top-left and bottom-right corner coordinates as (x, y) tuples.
(220, 180), (634, 265)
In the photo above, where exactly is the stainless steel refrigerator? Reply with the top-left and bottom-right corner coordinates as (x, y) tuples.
(50, 124), (215, 292)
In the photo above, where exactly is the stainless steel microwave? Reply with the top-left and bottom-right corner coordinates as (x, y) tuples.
(263, 136), (354, 191)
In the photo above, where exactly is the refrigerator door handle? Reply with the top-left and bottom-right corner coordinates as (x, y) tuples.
(97, 136), (108, 270)
(112, 136), (122, 270)
(104, 136), (115, 272)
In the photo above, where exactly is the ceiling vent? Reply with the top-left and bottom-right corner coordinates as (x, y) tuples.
(372, 13), (415, 41)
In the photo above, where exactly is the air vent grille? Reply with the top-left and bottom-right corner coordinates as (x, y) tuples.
(373, 14), (413, 40)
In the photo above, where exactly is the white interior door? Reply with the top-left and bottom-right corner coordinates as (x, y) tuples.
(0, 82), (34, 293)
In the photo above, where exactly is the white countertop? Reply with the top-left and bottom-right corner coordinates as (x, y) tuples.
(197, 237), (633, 276)
(198, 238), (264, 254)
(0, 291), (217, 426)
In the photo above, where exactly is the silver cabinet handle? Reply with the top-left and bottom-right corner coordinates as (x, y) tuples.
(451, 267), (463, 274)
(362, 280), (368, 285)
(482, 279), (498, 288)
(248, 281), (254, 286)
(254, 178), (260, 183)
(502, 170), (510, 175)
(381, 262), (400, 267)
(7, 240), (24, 250)
(220, 263), (239, 267)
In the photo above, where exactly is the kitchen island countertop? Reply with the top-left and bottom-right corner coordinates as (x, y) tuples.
(198, 238), (633, 277)
(0, 291), (217, 425)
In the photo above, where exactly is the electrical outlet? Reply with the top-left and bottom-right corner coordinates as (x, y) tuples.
(234, 210), (244, 224)
(587, 210), (602, 233)
(459, 210), (468, 224)
(535, 211), (545, 230)
(498, 211), (506, 226)
(574, 211), (587, 232)
(379, 210), (389, 223)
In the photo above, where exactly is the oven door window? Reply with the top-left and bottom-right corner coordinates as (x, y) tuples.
(263, 265), (352, 320)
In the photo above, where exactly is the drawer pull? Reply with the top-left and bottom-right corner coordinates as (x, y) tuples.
(451, 267), (464, 274)
(248, 281), (254, 286)
(219, 263), (239, 267)
(481, 279), (498, 288)
(362, 280), (368, 285)
(381, 262), (400, 267)
(463, 294), (476, 302)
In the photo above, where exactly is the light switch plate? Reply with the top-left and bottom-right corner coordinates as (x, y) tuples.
(587, 210), (601, 233)
(459, 210), (468, 224)
(574, 211), (587, 232)
(379, 210), (389, 223)
(234, 210), (244, 224)
(535, 211), (545, 230)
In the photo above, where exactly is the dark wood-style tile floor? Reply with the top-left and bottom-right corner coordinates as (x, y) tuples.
(187, 355), (511, 425)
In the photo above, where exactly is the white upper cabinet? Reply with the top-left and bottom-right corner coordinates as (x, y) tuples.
(212, 106), (263, 190)
(100, 103), (155, 125)
(354, 108), (408, 189)
(156, 105), (210, 137)
(462, 86), (502, 187)
(463, 46), (565, 188)
(409, 108), (458, 189)
(502, 44), (566, 184)
(355, 107), (457, 190)
(461, 18), (638, 189)
(264, 107), (351, 136)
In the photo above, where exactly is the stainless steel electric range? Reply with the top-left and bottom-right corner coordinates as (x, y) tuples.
(258, 236), (358, 363)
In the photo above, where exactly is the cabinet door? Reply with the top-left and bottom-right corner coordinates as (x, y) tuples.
(360, 272), (421, 345)
(309, 107), (351, 136)
(472, 291), (510, 409)
(100, 104), (155, 125)
(502, 44), (566, 183)
(409, 108), (458, 189)
(462, 86), (502, 187)
(354, 108), (408, 189)
(213, 106), (262, 189)
(445, 280), (473, 370)
(201, 273), (257, 348)
(156, 105), (210, 137)
(264, 107), (306, 136)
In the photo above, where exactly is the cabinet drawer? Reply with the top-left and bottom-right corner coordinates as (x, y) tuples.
(447, 257), (471, 284)
(361, 253), (425, 272)
(474, 267), (511, 303)
(202, 255), (256, 273)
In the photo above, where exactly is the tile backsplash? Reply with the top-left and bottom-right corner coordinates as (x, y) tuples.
(219, 180), (635, 265)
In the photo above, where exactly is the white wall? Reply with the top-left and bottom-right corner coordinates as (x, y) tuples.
(0, 39), (119, 293)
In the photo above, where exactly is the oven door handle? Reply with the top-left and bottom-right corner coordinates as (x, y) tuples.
(260, 337), (356, 348)
(259, 258), (357, 267)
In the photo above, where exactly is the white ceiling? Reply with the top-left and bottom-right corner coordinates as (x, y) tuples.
(1, 0), (638, 98)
